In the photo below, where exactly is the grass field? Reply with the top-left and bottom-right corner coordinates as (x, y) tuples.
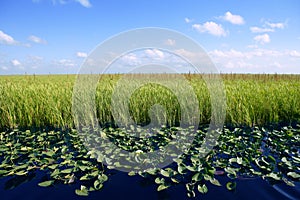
(0, 74), (299, 129)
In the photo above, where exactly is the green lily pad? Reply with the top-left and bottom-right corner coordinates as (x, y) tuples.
(160, 169), (170, 177)
(187, 191), (195, 198)
(229, 158), (237, 164)
(0, 170), (8, 175)
(48, 164), (59, 170)
(210, 178), (222, 186)
(98, 174), (108, 183)
(148, 168), (159, 175)
(61, 168), (73, 174)
(192, 172), (202, 182)
(265, 172), (281, 181)
(38, 180), (54, 187)
(78, 165), (90, 171)
(177, 164), (186, 174)
(50, 169), (60, 177)
(267, 155), (276, 163)
(157, 184), (169, 191)
(171, 177), (180, 183)
(128, 171), (136, 176)
(287, 172), (300, 179)
(226, 182), (236, 191)
(197, 184), (208, 194)
(237, 157), (243, 165)
(75, 185), (89, 196)
(155, 177), (165, 184)
(186, 183), (194, 192)
(15, 170), (28, 176)
(93, 180), (103, 190)
(225, 167), (237, 177)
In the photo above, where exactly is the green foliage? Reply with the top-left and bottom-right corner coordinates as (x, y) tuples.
(0, 74), (299, 129)
(0, 125), (299, 197)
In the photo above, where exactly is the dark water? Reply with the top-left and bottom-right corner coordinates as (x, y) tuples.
(0, 171), (299, 200)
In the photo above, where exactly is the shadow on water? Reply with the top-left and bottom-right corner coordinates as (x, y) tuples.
(4, 173), (36, 190)
(0, 170), (299, 200)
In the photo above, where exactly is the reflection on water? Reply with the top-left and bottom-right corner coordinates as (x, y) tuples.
(273, 182), (300, 200)
(0, 170), (299, 200)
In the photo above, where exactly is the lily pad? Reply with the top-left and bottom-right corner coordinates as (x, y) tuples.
(38, 180), (54, 187)
(157, 184), (169, 191)
(197, 184), (208, 194)
(226, 182), (236, 191)
(75, 185), (89, 196)
(287, 172), (300, 179)
(265, 172), (281, 181)
(192, 172), (202, 182)
(210, 178), (222, 186)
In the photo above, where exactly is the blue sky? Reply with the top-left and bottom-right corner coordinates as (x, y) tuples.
(0, 0), (300, 74)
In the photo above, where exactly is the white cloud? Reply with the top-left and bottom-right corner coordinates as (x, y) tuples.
(75, 0), (92, 8)
(250, 27), (274, 33)
(208, 48), (300, 73)
(164, 39), (176, 46)
(210, 49), (244, 58)
(145, 49), (165, 59)
(121, 53), (140, 66)
(289, 50), (300, 57)
(57, 59), (76, 67)
(29, 55), (43, 61)
(27, 55), (44, 69)
(250, 20), (286, 35)
(266, 22), (285, 29)
(251, 49), (283, 57)
(76, 52), (88, 58)
(209, 48), (284, 59)
(270, 62), (282, 68)
(11, 59), (21, 66)
(223, 61), (255, 69)
(123, 54), (138, 62)
(247, 44), (259, 49)
(254, 34), (270, 44)
(1, 66), (8, 70)
(174, 48), (197, 59)
(192, 22), (227, 37)
(173, 48), (210, 66)
(221, 11), (245, 25)
(28, 35), (47, 44)
(108, 49), (199, 73)
(33, 0), (91, 8)
(10, 59), (25, 70)
(185, 17), (192, 23)
(0, 30), (17, 45)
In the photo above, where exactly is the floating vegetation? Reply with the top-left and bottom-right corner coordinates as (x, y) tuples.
(0, 124), (299, 197)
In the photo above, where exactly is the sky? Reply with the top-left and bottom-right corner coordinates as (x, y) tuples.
(0, 0), (300, 74)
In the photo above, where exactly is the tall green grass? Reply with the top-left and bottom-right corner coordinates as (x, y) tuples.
(0, 74), (299, 129)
